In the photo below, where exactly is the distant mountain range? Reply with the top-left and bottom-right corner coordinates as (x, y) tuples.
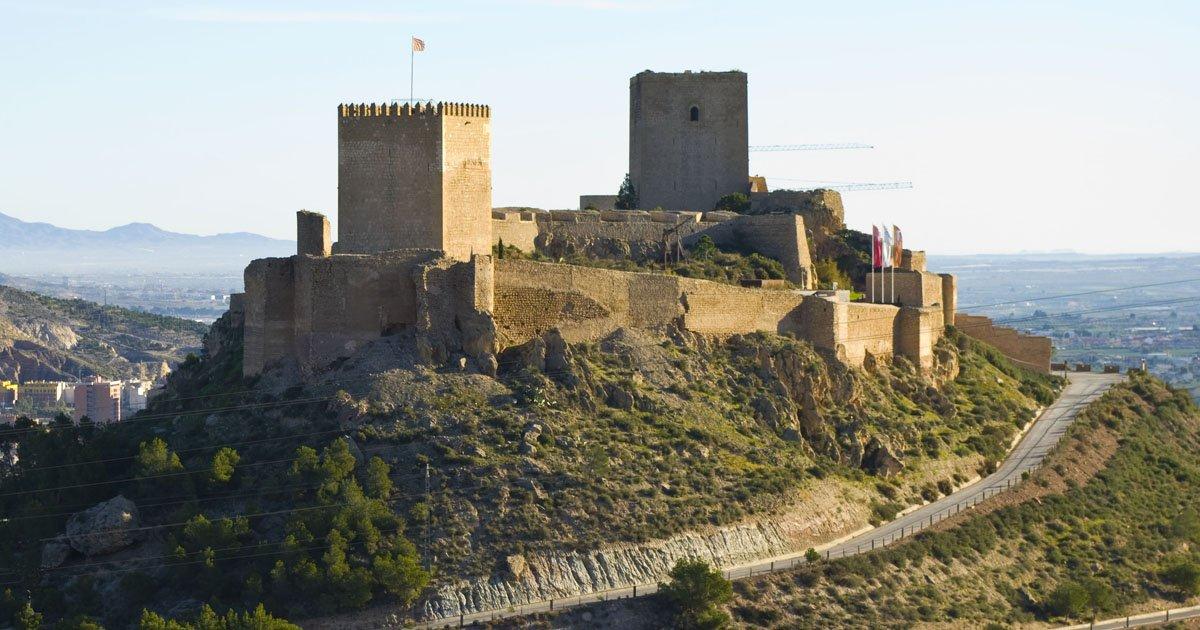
(0, 211), (294, 274)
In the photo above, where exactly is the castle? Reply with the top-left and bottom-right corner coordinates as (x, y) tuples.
(230, 71), (1052, 379)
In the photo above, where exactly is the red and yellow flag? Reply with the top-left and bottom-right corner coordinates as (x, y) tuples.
(892, 225), (903, 265)
(412, 37), (426, 52)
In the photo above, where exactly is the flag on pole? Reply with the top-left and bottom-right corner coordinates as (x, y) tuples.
(872, 225), (883, 269)
(412, 36), (426, 51)
(882, 225), (893, 268)
(892, 225), (903, 267)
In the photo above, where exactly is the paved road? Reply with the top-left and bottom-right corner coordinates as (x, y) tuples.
(1058, 604), (1200, 629)
(419, 373), (1123, 628)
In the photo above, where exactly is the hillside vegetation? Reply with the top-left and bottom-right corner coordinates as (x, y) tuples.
(539, 373), (1200, 629)
(0, 284), (206, 382)
(0, 305), (1060, 626)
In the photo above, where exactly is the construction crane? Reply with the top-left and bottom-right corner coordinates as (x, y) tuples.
(764, 177), (913, 193)
(749, 143), (874, 152)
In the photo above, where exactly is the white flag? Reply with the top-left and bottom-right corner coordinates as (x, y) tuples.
(881, 223), (893, 267)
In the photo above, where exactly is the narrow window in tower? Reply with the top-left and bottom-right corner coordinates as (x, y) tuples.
(689, 106), (700, 122)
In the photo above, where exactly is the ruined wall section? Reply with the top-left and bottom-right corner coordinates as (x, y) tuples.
(630, 71), (748, 211)
(689, 214), (815, 288)
(242, 258), (297, 376)
(956, 314), (1052, 374)
(296, 210), (332, 257)
(749, 189), (845, 237)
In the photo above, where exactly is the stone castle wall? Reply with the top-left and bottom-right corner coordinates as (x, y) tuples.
(491, 210), (815, 289)
(493, 259), (940, 368)
(629, 71), (749, 211)
(492, 258), (812, 346)
(336, 102), (491, 260)
(864, 270), (944, 309)
(955, 314), (1052, 374)
(441, 105), (494, 260)
(296, 210), (331, 257)
(241, 242), (495, 376)
(687, 213), (815, 287)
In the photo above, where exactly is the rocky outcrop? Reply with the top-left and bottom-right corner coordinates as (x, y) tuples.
(420, 521), (792, 620)
(862, 437), (905, 477)
(66, 495), (143, 557)
(41, 536), (72, 569)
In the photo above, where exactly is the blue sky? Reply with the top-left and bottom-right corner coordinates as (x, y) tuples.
(1, 0), (1196, 254)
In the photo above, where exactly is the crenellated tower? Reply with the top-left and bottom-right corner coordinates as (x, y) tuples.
(629, 71), (748, 211)
(336, 101), (492, 260)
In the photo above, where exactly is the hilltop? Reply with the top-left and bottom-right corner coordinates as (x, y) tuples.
(0, 284), (207, 382)
(0, 211), (293, 275)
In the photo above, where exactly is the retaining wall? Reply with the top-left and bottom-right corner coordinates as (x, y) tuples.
(956, 314), (1052, 373)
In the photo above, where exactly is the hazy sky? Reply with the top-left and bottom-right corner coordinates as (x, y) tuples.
(1, 0), (1196, 254)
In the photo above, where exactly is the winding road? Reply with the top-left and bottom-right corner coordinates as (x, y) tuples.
(416, 372), (1123, 628)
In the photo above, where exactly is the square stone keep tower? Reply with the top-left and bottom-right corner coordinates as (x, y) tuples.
(629, 70), (749, 212)
(337, 102), (492, 261)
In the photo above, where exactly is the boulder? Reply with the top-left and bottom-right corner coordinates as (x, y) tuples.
(862, 437), (905, 477)
(66, 495), (143, 557)
(604, 383), (635, 411)
(41, 536), (72, 569)
(504, 554), (529, 581)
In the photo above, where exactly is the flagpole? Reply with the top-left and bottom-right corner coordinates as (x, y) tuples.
(890, 226), (896, 305)
(410, 36), (414, 103)
(869, 227), (875, 303)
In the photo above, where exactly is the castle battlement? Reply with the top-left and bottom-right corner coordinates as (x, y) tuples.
(338, 101), (491, 118)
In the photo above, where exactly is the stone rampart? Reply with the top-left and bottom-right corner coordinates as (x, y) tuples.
(242, 249), (496, 376)
(579, 195), (618, 211)
(243, 257), (297, 376)
(687, 214), (815, 288)
(955, 314), (1052, 374)
(749, 189), (845, 244)
(491, 213), (539, 252)
(864, 270), (945, 309)
(493, 259), (814, 345)
(491, 260), (933, 368)
(495, 212), (814, 289)
(841, 302), (900, 366)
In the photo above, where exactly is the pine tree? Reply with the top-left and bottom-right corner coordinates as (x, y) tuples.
(615, 174), (639, 210)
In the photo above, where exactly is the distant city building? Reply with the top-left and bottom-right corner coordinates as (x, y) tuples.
(73, 377), (122, 424)
(0, 381), (17, 406)
(121, 380), (152, 414)
(20, 381), (71, 409)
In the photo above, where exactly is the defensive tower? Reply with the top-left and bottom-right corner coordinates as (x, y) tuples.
(336, 102), (492, 260)
(629, 70), (749, 211)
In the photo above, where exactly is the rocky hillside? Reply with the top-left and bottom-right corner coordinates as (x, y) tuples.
(0, 284), (207, 382)
(0, 308), (1062, 627)
(526, 373), (1197, 629)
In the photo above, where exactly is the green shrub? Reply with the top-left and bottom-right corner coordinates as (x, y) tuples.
(713, 192), (750, 214)
(1161, 561), (1200, 596)
(658, 559), (733, 629)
